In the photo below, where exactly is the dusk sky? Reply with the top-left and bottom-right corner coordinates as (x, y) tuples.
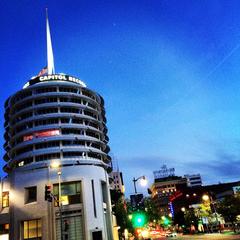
(1, 0), (240, 196)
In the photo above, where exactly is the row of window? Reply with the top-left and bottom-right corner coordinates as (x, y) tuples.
(0, 220), (40, 240)
(13, 117), (101, 134)
(11, 97), (97, 114)
(12, 107), (101, 124)
(16, 151), (107, 168)
(12, 128), (103, 147)
(1, 181), (82, 239)
(11, 87), (97, 106)
(1, 182), (81, 209)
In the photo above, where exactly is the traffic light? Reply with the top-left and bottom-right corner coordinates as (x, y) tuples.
(130, 193), (144, 210)
(131, 211), (147, 228)
(161, 216), (171, 227)
(45, 185), (52, 202)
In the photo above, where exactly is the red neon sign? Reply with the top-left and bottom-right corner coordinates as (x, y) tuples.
(23, 129), (60, 141)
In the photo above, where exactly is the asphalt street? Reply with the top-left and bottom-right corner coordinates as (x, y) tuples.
(152, 233), (240, 240)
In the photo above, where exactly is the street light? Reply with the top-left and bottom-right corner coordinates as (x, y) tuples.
(181, 207), (186, 212)
(133, 176), (147, 194)
(50, 161), (63, 240)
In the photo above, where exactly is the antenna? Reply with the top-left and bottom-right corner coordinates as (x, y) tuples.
(46, 8), (55, 74)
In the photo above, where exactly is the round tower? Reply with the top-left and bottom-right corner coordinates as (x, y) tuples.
(4, 74), (113, 240)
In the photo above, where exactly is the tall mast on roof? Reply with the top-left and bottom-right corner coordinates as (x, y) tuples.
(46, 8), (55, 74)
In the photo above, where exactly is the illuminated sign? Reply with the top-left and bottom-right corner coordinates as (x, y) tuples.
(169, 201), (174, 217)
(23, 129), (60, 141)
(23, 74), (86, 88)
(169, 190), (183, 202)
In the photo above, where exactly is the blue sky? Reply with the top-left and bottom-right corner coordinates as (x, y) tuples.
(1, 0), (240, 196)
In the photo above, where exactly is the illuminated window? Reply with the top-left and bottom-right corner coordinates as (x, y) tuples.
(18, 161), (24, 167)
(2, 192), (9, 208)
(0, 223), (9, 234)
(53, 182), (81, 206)
(25, 187), (37, 204)
(23, 219), (42, 239)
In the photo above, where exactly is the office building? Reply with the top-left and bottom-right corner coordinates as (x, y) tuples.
(109, 171), (125, 194)
(184, 174), (202, 187)
(1, 73), (113, 240)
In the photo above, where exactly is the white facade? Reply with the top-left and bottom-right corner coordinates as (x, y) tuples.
(184, 174), (202, 187)
(2, 74), (114, 240)
(7, 164), (113, 240)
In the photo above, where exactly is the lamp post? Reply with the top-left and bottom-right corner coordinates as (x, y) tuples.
(133, 176), (147, 194)
(51, 161), (63, 240)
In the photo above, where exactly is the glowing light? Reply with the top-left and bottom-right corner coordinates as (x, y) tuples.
(51, 161), (60, 169)
(61, 195), (69, 206)
(0, 234), (9, 240)
(181, 207), (186, 212)
(140, 177), (147, 187)
(141, 230), (149, 238)
(202, 194), (210, 201)
(131, 212), (147, 228)
(23, 129), (60, 141)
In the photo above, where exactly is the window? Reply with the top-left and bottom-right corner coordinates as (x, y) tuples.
(0, 223), (9, 234)
(53, 182), (81, 206)
(25, 187), (37, 204)
(2, 192), (9, 208)
(23, 219), (42, 239)
(35, 153), (60, 162)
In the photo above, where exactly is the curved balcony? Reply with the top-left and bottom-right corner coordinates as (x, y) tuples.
(4, 76), (111, 173)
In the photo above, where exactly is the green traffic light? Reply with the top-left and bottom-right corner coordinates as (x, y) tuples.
(131, 212), (147, 228)
(164, 218), (170, 226)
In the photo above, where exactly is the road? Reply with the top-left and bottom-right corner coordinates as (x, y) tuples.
(152, 233), (240, 240)
(173, 233), (240, 239)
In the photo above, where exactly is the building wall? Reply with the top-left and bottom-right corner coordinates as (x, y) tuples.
(184, 174), (202, 187)
(8, 162), (113, 239)
(0, 177), (10, 239)
(3, 74), (114, 240)
(150, 176), (188, 216)
(109, 171), (125, 194)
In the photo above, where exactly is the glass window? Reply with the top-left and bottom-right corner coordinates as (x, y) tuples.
(0, 223), (9, 234)
(23, 219), (42, 239)
(25, 187), (37, 204)
(53, 182), (81, 206)
(2, 192), (9, 208)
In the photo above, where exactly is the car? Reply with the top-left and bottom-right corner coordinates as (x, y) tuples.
(165, 231), (177, 237)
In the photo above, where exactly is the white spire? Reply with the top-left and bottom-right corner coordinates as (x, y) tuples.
(46, 8), (55, 74)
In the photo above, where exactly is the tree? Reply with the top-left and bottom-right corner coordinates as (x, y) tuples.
(216, 194), (240, 232)
(184, 208), (198, 228)
(144, 197), (161, 223)
(110, 190), (133, 235)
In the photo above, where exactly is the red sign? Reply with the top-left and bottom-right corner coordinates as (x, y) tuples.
(169, 191), (183, 202)
(23, 129), (60, 141)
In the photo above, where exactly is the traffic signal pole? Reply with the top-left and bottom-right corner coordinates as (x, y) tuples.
(58, 170), (63, 240)
(133, 177), (137, 194)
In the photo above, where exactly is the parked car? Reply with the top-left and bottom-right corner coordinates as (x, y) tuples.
(165, 231), (177, 237)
